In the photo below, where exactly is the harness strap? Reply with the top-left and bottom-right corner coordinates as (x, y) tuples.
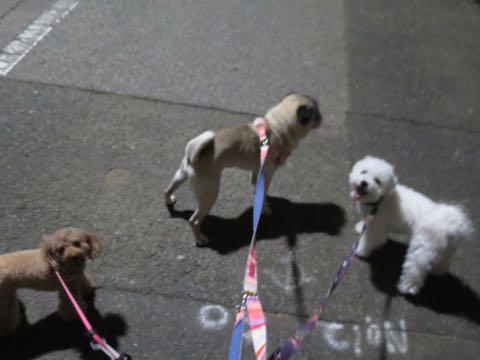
(253, 117), (290, 168)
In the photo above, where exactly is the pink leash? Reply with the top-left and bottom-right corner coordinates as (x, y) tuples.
(55, 271), (131, 359)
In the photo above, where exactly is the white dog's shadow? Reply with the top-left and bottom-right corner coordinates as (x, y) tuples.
(0, 291), (129, 359)
(365, 240), (480, 326)
(167, 196), (346, 254)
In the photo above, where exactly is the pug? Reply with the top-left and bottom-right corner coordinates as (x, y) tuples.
(164, 93), (323, 246)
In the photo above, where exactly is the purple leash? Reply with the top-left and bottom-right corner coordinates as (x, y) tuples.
(268, 213), (375, 360)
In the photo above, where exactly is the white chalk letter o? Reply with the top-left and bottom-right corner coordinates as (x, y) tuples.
(199, 305), (229, 330)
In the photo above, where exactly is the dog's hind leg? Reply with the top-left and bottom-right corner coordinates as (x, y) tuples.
(431, 244), (456, 276)
(164, 158), (190, 205)
(398, 232), (435, 295)
(189, 173), (221, 246)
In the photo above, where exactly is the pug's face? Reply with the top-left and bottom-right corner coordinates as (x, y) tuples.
(349, 156), (397, 203)
(289, 93), (323, 129)
(267, 93), (323, 136)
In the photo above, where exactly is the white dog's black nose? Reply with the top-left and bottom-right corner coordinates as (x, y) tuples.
(355, 180), (369, 197)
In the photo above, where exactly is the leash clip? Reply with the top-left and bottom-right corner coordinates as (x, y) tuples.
(238, 289), (257, 310)
(84, 328), (98, 340)
(116, 354), (133, 360)
(243, 289), (257, 297)
(260, 137), (270, 148)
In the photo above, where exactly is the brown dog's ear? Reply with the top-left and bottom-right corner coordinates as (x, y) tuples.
(87, 233), (102, 259)
(42, 235), (55, 255)
(41, 234), (64, 267)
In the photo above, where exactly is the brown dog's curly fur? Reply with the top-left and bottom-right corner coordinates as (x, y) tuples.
(0, 227), (102, 337)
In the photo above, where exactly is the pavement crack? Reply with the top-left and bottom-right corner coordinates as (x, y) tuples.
(347, 110), (479, 134)
(2, 76), (258, 118)
(0, 0), (30, 22)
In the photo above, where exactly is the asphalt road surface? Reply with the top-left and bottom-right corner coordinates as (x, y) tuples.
(1, 1), (479, 359)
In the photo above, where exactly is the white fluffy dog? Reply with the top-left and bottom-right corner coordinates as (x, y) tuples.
(349, 156), (473, 295)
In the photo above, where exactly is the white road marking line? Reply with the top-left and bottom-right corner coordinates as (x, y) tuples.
(0, 0), (80, 76)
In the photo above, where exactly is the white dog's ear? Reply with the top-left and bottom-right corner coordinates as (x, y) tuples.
(391, 164), (398, 184)
(385, 169), (398, 195)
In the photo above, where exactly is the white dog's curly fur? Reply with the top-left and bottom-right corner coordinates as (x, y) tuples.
(349, 156), (473, 295)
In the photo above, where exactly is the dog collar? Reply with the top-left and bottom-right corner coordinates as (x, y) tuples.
(254, 117), (269, 145)
(364, 196), (384, 215)
(253, 117), (290, 167)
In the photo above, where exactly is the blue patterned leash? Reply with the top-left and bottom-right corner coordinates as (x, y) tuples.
(228, 118), (270, 360)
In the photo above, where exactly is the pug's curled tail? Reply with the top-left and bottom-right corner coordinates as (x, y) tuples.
(185, 130), (215, 165)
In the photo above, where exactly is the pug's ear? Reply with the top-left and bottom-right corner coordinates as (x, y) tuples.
(297, 105), (315, 125)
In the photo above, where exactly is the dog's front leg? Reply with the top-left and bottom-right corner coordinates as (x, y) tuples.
(0, 291), (22, 337)
(355, 220), (387, 258)
(261, 163), (276, 215)
(80, 273), (95, 298)
(58, 281), (87, 321)
(398, 233), (434, 295)
(251, 170), (258, 186)
(251, 163), (275, 215)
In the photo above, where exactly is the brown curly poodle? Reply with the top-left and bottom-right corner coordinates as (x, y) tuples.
(0, 227), (102, 337)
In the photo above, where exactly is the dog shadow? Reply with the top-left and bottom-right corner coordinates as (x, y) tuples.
(284, 233), (310, 321)
(0, 291), (129, 360)
(167, 196), (346, 254)
(365, 240), (480, 326)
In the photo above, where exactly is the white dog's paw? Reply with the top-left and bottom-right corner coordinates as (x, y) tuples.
(397, 278), (421, 296)
(355, 221), (364, 235)
(354, 235), (373, 258)
(355, 246), (371, 258)
(164, 193), (176, 206)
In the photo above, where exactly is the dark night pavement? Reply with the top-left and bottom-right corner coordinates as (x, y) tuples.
(0, 0), (479, 359)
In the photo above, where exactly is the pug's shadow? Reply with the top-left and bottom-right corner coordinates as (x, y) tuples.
(167, 195), (346, 254)
(0, 290), (129, 360)
(365, 240), (480, 326)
